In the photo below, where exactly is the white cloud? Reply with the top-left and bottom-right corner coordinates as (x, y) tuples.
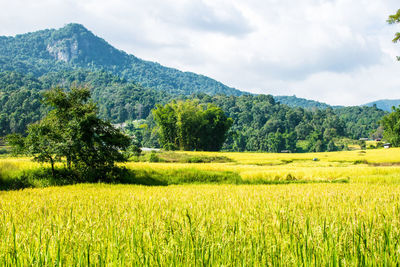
(0, 0), (400, 105)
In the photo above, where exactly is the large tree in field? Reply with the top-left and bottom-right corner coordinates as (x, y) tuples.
(153, 100), (232, 151)
(8, 87), (131, 179)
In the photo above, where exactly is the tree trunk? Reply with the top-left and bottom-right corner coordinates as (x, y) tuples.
(50, 158), (55, 179)
(66, 156), (71, 170)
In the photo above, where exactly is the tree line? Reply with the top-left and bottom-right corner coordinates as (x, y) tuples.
(0, 70), (388, 152)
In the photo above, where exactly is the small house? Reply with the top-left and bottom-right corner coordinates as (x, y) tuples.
(383, 143), (392, 149)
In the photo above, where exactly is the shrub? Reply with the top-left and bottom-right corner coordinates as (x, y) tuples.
(149, 152), (161, 162)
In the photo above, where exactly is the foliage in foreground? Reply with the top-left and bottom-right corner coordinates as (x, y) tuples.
(1, 149), (400, 265)
(0, 183), (400, 265)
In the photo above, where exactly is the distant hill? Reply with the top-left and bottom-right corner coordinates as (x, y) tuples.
(0, 23), (244, 96)
(274, 95), (334, 109)
(363, 99), (400, 112)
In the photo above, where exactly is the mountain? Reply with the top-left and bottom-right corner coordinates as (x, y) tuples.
(1, 23), (377, 111)
(0, 23), (244, 96)
(364, 99), (400, 112)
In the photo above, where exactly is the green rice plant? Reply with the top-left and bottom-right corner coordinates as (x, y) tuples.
(119, 168), (242, 185)
(1, 149), (400, 264)
(0, 184), (400, 265)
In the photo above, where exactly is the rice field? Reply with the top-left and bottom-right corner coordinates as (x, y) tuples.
(124, 148), (400, 184)
(1, 148), (400, 265)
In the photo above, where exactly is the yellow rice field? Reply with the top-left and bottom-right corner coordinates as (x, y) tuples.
(124, 148), (400, 183)
(1, 148), (400, 265)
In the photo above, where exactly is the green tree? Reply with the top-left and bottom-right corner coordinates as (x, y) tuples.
(231, 130), (246, 152)
(283, 131), (297, 152)
(388, 9), (400, 60)
(7, 87), (131, 180)
(327, 140), (338, 152)
(7, 116), (64, 178)
(267, 132), (285, 153)
(153, 102), (178, 150)
(175, 100), (204, 150)
(198, 104), (233, 151)
(307, 131), (327, 152)
(153, 100), (232, 151)
(381, 106), (400, 146)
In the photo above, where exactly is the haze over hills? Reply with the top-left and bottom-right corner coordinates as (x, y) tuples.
(274, 95), (338, 110)
(364, 99), (400, 112)
(275, 96), (400, 112)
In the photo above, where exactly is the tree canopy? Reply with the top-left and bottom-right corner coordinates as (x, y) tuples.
(388, 9), (400, 60)
(381, 106), (400, 147)
(153, 100), (232, 151)
(8, 87), (131, 180)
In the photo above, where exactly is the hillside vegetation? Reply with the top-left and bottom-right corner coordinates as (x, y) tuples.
(274, 95), (333, 109)
(0, 23), (243, 96)
(0, 70), (387, 152)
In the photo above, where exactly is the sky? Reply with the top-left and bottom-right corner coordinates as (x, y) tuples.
(0, 0), (400, 106)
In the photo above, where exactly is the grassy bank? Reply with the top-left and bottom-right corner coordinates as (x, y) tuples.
(2, 149), (400, 190)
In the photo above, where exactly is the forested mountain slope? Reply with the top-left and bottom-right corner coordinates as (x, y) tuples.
(274, 95), (334, 109)
(0, 70), (172, 135)
(0, 23), (244, 96)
